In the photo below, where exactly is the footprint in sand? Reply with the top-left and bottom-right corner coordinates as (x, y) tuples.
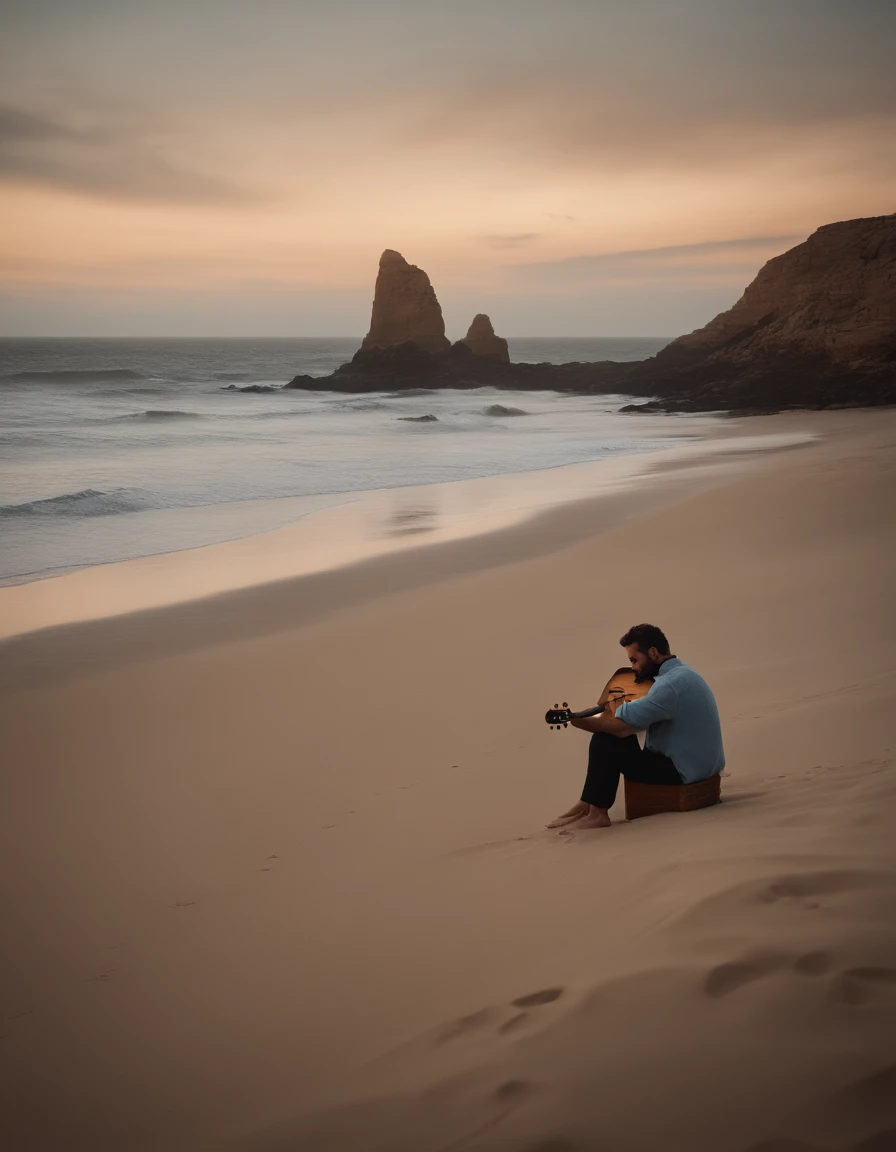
(792, 951), (835, 976)
(703, 955), (784, 998)
(755, 870), (883, 911)
(828, 966), (896, 1006)
(493, 1079), (536, 1103)
(434, 1008), (496, 1045)
(434, 988), (566, 1046)
(498, 1013), (530, 1035)
(511, 988), (564, 1008)
(705, 951), (894, 1003)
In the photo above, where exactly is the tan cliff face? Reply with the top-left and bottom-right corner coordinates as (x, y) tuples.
(659, 213), (896, 369)
(459, 313), (510, 362)
(361, 249), (451, 355)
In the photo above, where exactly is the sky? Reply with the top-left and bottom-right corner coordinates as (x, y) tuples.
(1, 0), (894, 337)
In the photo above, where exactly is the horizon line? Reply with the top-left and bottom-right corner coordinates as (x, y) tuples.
(0, 333), (677, 340)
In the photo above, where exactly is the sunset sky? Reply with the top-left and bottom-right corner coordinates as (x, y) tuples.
(2, 0), (894, 336)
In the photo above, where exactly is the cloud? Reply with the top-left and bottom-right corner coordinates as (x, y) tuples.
(0, 104), (256, 204)
(481, 233), (542, 248)
(513, 235), (804, 284)
(0, 105), (79, 143)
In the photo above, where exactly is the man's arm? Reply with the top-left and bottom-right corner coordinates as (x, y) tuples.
(615, 680), (675, 732)
(570, 710), (636, 738)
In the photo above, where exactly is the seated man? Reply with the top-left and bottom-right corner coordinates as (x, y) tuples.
(548, 623), (725, 832)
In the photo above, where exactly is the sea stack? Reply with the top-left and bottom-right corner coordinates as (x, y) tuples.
(361, 249), (451, 354)
(459, 313), (510, 363)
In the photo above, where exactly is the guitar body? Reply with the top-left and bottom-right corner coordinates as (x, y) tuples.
(597, 667), (654, 714)
(545, 667), (654, 728)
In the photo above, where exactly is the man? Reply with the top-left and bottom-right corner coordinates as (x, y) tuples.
(548, 623), (725, 832)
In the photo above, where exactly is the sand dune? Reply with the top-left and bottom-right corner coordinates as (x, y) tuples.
(0, 409), (894, 1152)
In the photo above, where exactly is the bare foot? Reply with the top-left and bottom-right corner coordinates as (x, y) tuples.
(546, 801), (588, 829)
(559, 812), (612, 835)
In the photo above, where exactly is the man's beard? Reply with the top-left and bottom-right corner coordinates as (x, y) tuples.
(638, 656), (662, 679)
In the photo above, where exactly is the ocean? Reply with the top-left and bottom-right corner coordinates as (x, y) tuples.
(0, 336), (708, 587)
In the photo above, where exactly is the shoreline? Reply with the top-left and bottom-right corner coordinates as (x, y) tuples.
(0, 413), (817, 648)
(0, 417), (822, 692)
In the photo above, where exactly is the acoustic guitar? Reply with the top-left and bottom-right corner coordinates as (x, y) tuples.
(544, 666), (654, 729)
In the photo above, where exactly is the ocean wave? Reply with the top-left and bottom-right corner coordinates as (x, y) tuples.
(7, 368), (147, 384)
(110, 409), (203, 422)
(86, 385), (170, 398)
(0, 487), (155, 518)
(482, 404), (529, 417)
(334, 400), (390, 411)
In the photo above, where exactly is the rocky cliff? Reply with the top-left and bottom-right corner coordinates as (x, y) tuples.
(625, 212), (896, 411)
(361, 249), (450, 355)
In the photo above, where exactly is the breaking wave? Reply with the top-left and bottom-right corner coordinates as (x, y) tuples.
(333, 399), (390, 411)
(0, 487), (156, 518)
(482, 404), (529, 417)
(110, 409), (203, 422)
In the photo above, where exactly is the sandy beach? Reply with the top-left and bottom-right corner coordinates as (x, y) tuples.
(1, 406), (895, 1152)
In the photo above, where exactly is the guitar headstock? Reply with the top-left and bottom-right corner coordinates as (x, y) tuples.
(545, 702), (571, 729)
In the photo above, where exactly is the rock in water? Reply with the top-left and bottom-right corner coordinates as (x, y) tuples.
(459, 313), (510, 362)
(361, 250), (451, 354)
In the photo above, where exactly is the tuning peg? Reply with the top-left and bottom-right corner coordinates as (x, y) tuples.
(562, 701), (568, 708)
(563, 722), (568, 728)
(554, 703), (559, 708)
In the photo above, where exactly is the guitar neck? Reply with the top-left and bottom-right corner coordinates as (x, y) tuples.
(570, 704), (606, 719)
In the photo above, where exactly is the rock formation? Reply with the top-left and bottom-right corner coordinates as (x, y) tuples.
(625, 212), (896, 411)
(459, 314), (510, 362)
(659, 213), (895, 369)
(361, 249), (451, 355)
(287, 215), (896, 413)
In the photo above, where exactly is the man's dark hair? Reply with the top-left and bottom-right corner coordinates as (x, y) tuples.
(619, 623), (670, 655)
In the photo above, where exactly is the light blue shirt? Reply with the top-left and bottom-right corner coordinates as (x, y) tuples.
(615, 657), (725, 784)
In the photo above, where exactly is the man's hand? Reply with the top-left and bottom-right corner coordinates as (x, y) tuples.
(571, 708), (636, 738)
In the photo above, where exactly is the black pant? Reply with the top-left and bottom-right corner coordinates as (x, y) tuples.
(582, 732), (682, 810)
